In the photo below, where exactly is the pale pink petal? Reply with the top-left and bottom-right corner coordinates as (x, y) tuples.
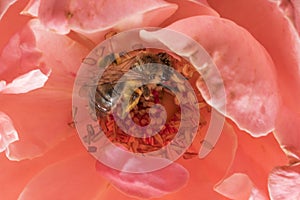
(18, 154), (108, 200)
(0, 135), (85, 200)
(0, 112), (19, 152)
(0, 69), (49, 94)
(274, 106), (300, 163)
(169, 122), (237, 199)
(163, 16), (279, 136)
(0, 21), (44, 83)
(161, 0), (219, 26)
(100, 122), (237, 199)
(207, 0), (300, 113)
(37, 0), (69, 34)
(96, 159), (189, 199)
(222, 122), (287, 198)
(1, 90), (75, 160)
(268, 164), (300, 199)
(268, 0), (300, 35)
(68, 0), (177, 32)
(215, 173), (268, 200)
(29, 19), (90, 80)
(211, 0), (300, 171)
(192, 0), (210, 6)
(291, 0), (300, 33)
(0, 19), (89, 160)
(0, 0), (31, 51)
(0, 0), (17, 20)
(20, 0), (40, 17)
(37, 0), (177, 35)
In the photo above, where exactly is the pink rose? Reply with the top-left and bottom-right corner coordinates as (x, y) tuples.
(0, 0), (299, 199)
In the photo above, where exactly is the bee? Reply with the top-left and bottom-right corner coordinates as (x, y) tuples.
(91, 49), (175, 119)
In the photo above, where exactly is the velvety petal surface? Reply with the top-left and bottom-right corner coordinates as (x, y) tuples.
(0, 112), (19, 152)
(0, 15), (44, 83)
(28, 19), (90, 88)
(0, 135), (85, 200)
(96, 159), (189, 199)
(21, 0), (40, 17)
(207, 0), (300, 174)
(98, 122), (237, 200)
(0, 69), (49, 94)
(268, 164), (300, 200)
(216, 122), (288, 199)
(261, 0), (300, 35)
(1, 87), (75, 160)
(0, 19), (89, 160)
(208, 0), (300, 113)
(0, 0), (17, 20)
(215, 173), (267, 200)
(0, 0), (31, 52)
(18, 153), (108, 200)
(291, 0), (300, 33)
(164, 16), (279, 136)
(274, 106), (300, 163)
(35, 0), (177, 35)
(161, 0), (219, 26)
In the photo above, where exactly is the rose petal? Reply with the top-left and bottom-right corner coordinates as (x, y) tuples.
(96, 159), (189, 199)
(268, 164), (300, 199)
(1, 89), (75, 160)
(215, 173), (267, 200)
(221, 122), (287, 198)
(161, 0), (219, 26)
(0, 0), (17, 20)
(192, 0), (210, 6)
(36, 0), (177, 35)
(274, 106), (300, 163)
(0, 0), (31, 52)
(18, 154), (108, 200)
(171, 122), (237, 199)
(0, 20), (43, 83)
(99, 121), (237, 200)
(0, 112), (19, 152)
(261, 0), (300, 35)
(207, 0), (300, 113)
(0, 19), (89, 160)
(291, 0), (300, 34)
(29, 19), (90, 85)
(153, 16), (279, 136)
(0, 135), (85, 200)
(0, 69), (49, 94)
(21, 0), (40, 17)
(209, 0), (300, 187)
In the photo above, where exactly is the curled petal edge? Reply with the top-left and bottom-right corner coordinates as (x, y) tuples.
(214, 173), (268, 200)
(0, 69), (50, 94)
(0, 112), (19, 152)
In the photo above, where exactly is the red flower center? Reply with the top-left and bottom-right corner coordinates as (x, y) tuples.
(91, 48), (211, 156)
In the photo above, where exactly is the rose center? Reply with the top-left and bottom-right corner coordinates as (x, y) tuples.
(93, 48), (211, 157)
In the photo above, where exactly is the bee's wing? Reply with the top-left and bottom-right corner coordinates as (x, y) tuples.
(98, 54), (146, 85)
